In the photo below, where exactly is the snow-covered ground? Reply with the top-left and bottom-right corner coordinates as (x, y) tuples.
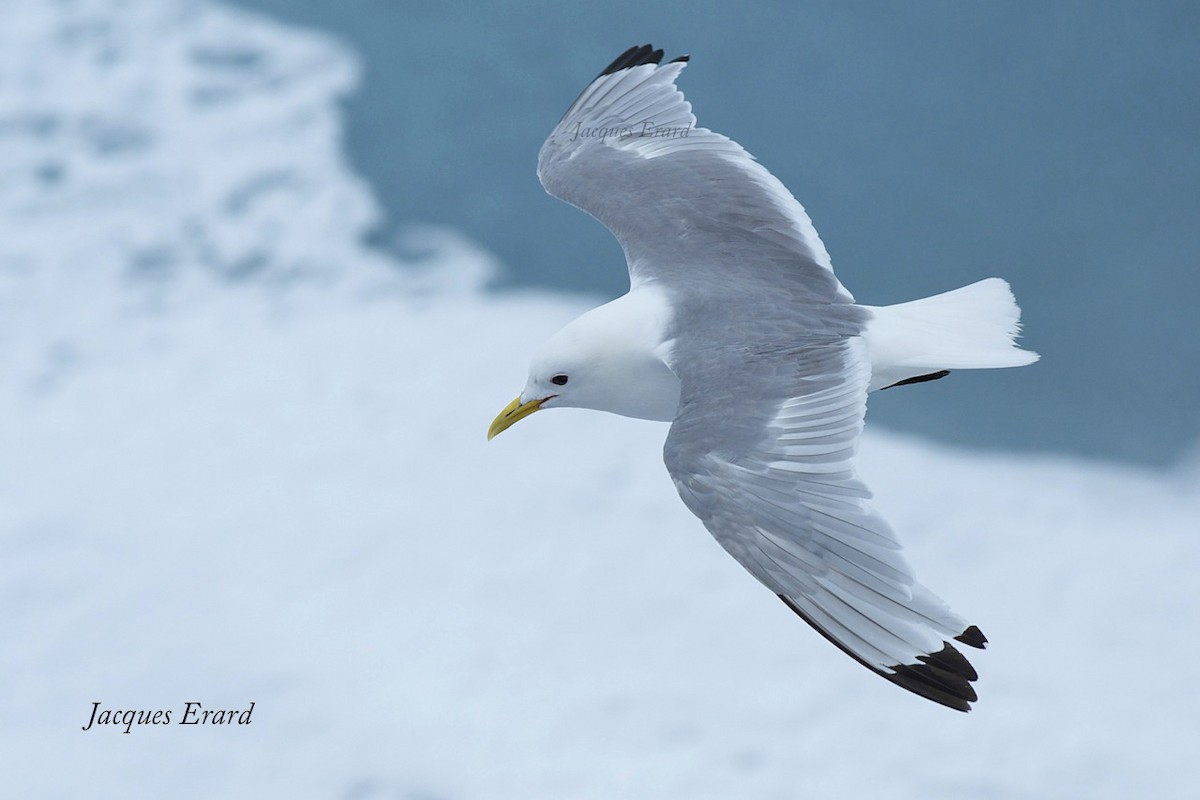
(2, 2), (1197, 797)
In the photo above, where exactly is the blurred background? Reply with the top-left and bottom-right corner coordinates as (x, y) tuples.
(239, 0), (1200, 465)
(2, 1), (1197, 798)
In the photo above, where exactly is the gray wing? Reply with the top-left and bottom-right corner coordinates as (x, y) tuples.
(538, 45), (852, 304)
(665, 332), (987, 711)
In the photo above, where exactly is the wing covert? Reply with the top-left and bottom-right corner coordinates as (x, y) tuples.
(538, 45), (851, 303)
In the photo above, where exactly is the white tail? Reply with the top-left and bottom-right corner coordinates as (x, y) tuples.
(862, 278), (1039, 392)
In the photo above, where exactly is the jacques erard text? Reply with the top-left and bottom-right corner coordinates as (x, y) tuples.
(81, 702), (255, 733)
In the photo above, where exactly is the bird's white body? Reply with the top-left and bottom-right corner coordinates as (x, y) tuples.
(527, 276), (1035, 421)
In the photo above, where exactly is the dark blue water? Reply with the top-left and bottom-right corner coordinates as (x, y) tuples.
(233, 0), (1200, 465)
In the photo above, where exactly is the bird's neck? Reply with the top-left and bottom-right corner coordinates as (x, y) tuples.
(572, 284), (681, 422)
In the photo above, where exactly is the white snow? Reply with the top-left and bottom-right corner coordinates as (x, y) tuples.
(2, 1), (1198, 798)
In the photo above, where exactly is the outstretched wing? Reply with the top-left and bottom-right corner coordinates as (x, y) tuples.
(664, 334), (987, 711)
(538, 45), (851, 304)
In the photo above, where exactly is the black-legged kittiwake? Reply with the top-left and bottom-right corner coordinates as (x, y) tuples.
(489, 45), (1038, 711)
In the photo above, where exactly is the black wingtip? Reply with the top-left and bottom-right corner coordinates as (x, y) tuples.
(598, 44), (668, 78)
(955, 624), (988, 649)
(880, 370), (951, 390)
(886, 644), (979, 713)
(777, 594), (983, 712)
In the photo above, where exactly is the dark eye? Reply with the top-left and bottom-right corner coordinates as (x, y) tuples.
(551, 374), (569, 386)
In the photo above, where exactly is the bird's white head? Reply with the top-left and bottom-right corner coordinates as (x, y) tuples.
(487, 291), (680, 439)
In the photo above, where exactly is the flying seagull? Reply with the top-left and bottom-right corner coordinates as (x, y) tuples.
(489, 44), (1037, 711)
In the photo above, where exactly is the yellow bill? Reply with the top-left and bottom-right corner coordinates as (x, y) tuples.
(487, 396), (545, 440)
